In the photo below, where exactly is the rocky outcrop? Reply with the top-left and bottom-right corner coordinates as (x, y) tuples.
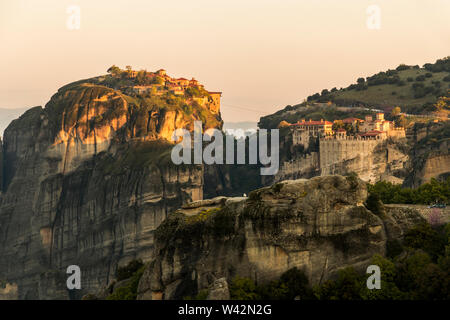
(404, 121), (450, 187)
(0, 282), (18, 300)
(273, 136), (409, 185)
(273, 120), (450, 187)
(0, 77), (221, 299)
(137, 175), (423, 300)
(0, 136), (3, 193)
(206, 278), (229, 300)
(320, 138), (410, 183)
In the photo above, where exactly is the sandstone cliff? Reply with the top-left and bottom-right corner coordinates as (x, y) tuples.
(0, 77), (221, 299)
(0, 136), (3, 193)
(404, 121), (450, 187)
(136, 175), (424, 300)
(272, 135), (409, 185)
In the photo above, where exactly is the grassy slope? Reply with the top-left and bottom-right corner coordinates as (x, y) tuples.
(259, 59), (450, 129)
(335, 69), (449, 111)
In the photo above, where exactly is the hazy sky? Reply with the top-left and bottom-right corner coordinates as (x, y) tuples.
(1, 0), (449, 122)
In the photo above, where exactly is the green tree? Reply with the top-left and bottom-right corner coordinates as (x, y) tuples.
(395, 250), (432, 293)
(360, 255), (405, 300)
(278, 268), (313, 300)
(107, 65), (122, 77)
(403, 223), (446, 261)
(229, 277), (260, 300)
(314, 268), (364, 300)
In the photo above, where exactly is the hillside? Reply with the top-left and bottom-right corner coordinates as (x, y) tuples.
(259, 57), (450, 129)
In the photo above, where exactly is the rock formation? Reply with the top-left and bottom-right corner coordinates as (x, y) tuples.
(272, 135), (410, 185)
(206, 278), (229, 300)
(0, 76), (221, 299)
(404, 121), (450, 187)
(137, 175), (424, 300)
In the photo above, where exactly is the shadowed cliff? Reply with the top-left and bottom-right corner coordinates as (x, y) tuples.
(135, 175), (425, 300)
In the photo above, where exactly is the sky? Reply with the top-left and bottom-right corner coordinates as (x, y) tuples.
(0, 0), (449, 123)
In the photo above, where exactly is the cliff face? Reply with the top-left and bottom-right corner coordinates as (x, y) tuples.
(404, 121), (450, 187)
(0, 136), (3, 193)
(320, 139), (410, 184)
(273, 136), (409, 185)
(0, 79), (220, 299)
(272, 120), (450, 187)
(137, 175), (423, 300)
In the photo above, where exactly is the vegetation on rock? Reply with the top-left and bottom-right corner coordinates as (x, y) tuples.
(107, 260), (146, 300)
(367, 177), (450, 205)
(228, 221), (450, 300)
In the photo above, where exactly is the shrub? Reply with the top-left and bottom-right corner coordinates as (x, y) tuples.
(367, 178), (450, 205)
(116, 259), (144, 281)
(365, 192), (384, 216)
(386, 239), (404, 259)
(396, 64), (410, 71)
(229, 277), (260, 300)
(314, 268), (364, 300)
(345, 172), (359, 189)
(403, 223), (447, 261)
(184, 289), (209, 300)
(107, 264), (146, 300)
(278, 268), (313, 300)
(360, 255), (406, 300)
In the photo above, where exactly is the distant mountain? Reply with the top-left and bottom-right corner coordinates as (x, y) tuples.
(223, 121), (257, 138)
(0, 108), (28, 136)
